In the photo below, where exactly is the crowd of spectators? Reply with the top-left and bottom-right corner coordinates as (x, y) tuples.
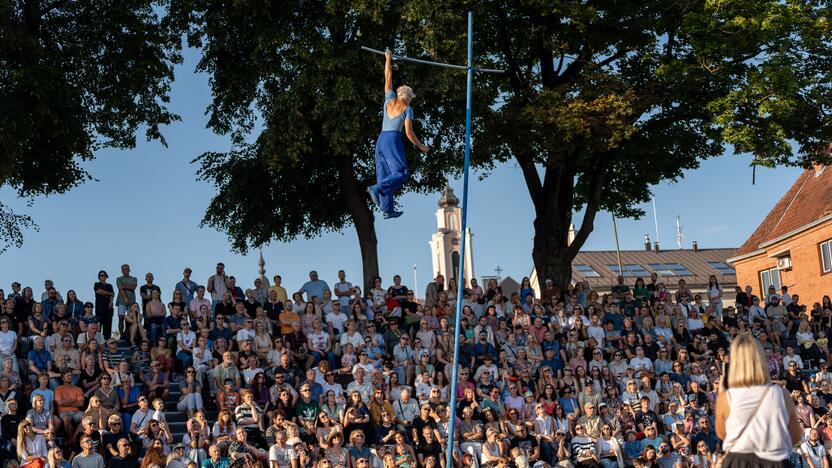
(1, 263), (832, 468)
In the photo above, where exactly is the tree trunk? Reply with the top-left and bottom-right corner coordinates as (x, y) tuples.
(335, 153), (379, 293)
(527, 158), (604, 296)
(531, 210), (575, 295)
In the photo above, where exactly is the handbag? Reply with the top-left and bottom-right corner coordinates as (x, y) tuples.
(714, 385), (772, 468)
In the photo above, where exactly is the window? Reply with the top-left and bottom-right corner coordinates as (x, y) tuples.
(574, 264), (601, 278)
(647, 263), (694, 276)
(760, 268), (781, 293)
(708, 261), (736, 275)
(607, 264), (649, 277)
(821, 239), (832, 274)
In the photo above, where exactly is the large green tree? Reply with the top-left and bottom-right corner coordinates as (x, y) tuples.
(402, 0), (832, 290)
(171, 1), (496, 291)
(0, 0), (181, 253)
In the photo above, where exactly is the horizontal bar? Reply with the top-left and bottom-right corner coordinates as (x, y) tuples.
(361, 46), (504, 74)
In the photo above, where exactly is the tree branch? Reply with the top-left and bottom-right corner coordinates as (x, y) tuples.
(513, 148), (543, 211)
(555, 46), (593, 86)
(496, 5), (526, 91)
(568, 166), (606, 257)
(590, 47), (631, 71)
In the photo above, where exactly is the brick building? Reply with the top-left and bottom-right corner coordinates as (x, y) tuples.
(728, 166), (832, 306)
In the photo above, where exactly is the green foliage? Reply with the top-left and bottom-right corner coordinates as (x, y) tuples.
(0, 0), (182, 250)
(404, 0), (832, 242)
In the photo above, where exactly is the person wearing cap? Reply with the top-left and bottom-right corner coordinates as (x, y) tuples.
(577, 401), (603, 439)
(166, 442), (190, 468)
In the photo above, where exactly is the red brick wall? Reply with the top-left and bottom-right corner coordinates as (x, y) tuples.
(734, 221), (832, 306)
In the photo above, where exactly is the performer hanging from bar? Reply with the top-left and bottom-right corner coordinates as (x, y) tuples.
(367, 50), (429, 219)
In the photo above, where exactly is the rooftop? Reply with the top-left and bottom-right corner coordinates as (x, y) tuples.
(734, 166), (832, 258)
(571, 247), (737, 287)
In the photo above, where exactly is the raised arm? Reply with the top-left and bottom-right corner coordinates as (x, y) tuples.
(385, 50), (393, 93)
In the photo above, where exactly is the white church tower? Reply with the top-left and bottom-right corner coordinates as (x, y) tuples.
(429, 183), (475, 285)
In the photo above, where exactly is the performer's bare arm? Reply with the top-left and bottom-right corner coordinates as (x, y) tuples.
(385, 51), (393, 93)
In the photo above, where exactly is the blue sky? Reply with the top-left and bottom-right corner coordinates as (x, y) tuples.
(0, 48), (805, 299)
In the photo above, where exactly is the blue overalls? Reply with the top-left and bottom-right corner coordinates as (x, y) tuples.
(372, 90), (413, 215)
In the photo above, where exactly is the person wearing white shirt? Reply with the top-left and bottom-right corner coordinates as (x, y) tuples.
(629, 347), (653, 379)
(333, 270), (354, 310)
(339, 321), (364, 349)
(346, 368), (373, 403)
(325, 302), (349, 335)
(783, 347), (804, 370)
(587, 315), (606, 348)
(801, 428), (826, 468)
(393, 389), (419, 429)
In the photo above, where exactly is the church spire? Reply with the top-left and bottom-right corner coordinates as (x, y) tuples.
(438, 182), (459, 208)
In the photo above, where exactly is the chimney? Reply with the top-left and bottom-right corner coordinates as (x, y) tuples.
(692, 240), (699, 252)
(644, 234), (651, 252)
(653, 242), (660, 253)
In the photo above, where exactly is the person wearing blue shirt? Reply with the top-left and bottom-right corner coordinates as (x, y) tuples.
(202, 444), (232, 468)
(302, 369), (324, 402)
(366, 50), (429, 219)
(558, 388), (579, 416)
(164, 306), (185, 350)
(27, 337), (52, 385)
(297, 271), (330, 302)
(175, 268), (198, 305)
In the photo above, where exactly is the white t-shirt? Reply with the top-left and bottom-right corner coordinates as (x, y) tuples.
(235, 328), (255, 342)
(327, 311), (348, 334)
(176, 331), (196, 353)
(802, 441), (825, 468)
(269, 444), (295, 468)
(0, 330), (17, 354)
(340, 332), (363, 349)
(309, 331), (330, 352)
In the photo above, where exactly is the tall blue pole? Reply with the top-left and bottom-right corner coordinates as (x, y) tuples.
(445, 11), (473, 468)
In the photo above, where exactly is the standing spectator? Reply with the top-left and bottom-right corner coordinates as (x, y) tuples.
(333, 270), (354, 310)
(298, 271), (330, 303)
(139, 273), (161, 316)
(94, 271), (115, 340)
(116, 265), (138, 340)
(716, 334), (802, 466)
(270, 275), (289, 306)
(424, 275), (444, 310)
(207, 263), (232, 309)
(176, 268), (198, 306)
(252, 278), (269, 305)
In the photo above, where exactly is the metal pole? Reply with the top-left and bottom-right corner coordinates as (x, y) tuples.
(651, 195), (660, 245)
(360, 45), (505, 74)
(413, 264), (418, 302)
(612, 213), (623, 275)
(445, 11), (473, 468)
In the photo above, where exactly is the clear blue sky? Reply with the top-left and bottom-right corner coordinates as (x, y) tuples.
(0, 48), (805, 300)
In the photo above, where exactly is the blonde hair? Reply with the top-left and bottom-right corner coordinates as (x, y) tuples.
(727, 334), (770, 388)
(396, 85), (415, 102)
